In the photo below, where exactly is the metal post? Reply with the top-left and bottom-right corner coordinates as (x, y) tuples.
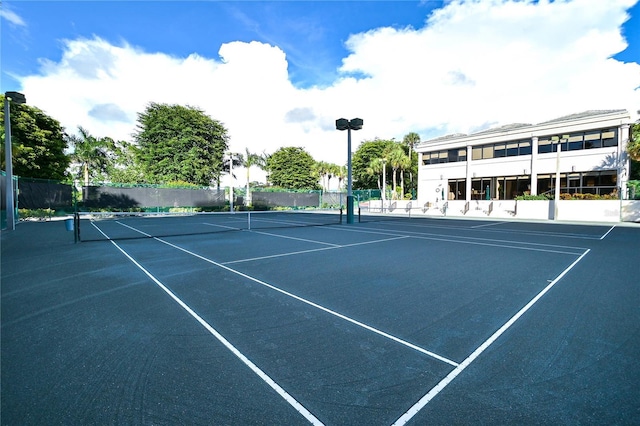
(228, 153), (234, 213)
(346, 127), (354, 224)
(4, 97), (15, 230)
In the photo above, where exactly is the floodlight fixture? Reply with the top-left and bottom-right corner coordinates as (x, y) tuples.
(335, 117), (364, 224)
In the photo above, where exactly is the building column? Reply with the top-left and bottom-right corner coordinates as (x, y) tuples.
(530, 136), (538, 195)
(618, 124), (630, 199)
(466, 144), (472, 202)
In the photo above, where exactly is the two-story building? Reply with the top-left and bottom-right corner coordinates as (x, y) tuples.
(416, 110), (632, 207)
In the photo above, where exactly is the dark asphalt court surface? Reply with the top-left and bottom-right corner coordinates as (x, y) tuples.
(1, 215), (639, 425)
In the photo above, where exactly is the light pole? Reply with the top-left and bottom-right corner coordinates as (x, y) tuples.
(226, 152), (239, 212)
(4, 91), (26, 230)
(336, 117), (363, 224)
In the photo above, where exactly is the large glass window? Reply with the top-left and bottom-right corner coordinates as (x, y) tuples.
(448, 179), (466, 200)
(519, 140), (532, 155)
(568, 134), (584, 151)
(538, 170), (617, 196)
(494, 143), (506, 158)
(472, 147), (482, 160)
(482, 145), (494, 159)
(584, 130), (601, 149)
(602, 129), (617, 147)
(538, 137), (552, 153)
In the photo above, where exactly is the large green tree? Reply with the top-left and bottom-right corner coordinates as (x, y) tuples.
(0, 95), (69, 180)
(134, 103), (229, 186)
(352, 138), (395, 189)
(265, 146), (319, 189)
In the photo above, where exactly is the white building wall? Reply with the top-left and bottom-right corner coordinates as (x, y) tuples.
(416, 110), (632, 208)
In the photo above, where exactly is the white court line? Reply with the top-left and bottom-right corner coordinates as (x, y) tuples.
(340, 227), (586, 256)
(250, 230), (341, 247)
(148, 236), (459, 367)
(391, 248), (591, 426)
(470, 221), (508, 229)
(105, 220), (458, 365)
(600, 225), (616, 240)
(223, 235), (410, 265)
(90, 222), (324, 425)
(368, 220), (604, 240)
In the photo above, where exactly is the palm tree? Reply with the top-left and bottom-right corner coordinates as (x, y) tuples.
(68, 126), (112, 185)
(366, 158), (384, 191)
(326, 163), (340, 191)
(387, 145), (409, 199)
(335, 165), (347, 191)
(242, 148), (266, 206)
(403, 132), (421, 194)
(315, 161), (330, 191)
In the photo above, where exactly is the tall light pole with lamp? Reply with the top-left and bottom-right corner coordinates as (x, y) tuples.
(4, 91), (26, 230)
(226, 152), (239, 212)
(335, 118), (363, 224)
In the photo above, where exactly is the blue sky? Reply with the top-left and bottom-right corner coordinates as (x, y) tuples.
(1, 1), (451, 90)
(1, 0), (639, 184)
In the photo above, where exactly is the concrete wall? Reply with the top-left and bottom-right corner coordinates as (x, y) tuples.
(362, 199), (640, 223)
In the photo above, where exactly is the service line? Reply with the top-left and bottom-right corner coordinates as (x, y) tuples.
(391, 248), (591, 425)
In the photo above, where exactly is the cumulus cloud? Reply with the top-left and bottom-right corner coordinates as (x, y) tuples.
(16, 0), (640, 186)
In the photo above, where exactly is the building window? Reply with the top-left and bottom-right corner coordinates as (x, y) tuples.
(602, 129), (617, 147)
(448, 179), (466, 200)
(584, 131), (602, 149)
(538, 137), (552, 153)
(472, 147), (482, 160)
(537, 170), (617, 196)
(519, 141), (532, 155)
(568, 134), (584, 151)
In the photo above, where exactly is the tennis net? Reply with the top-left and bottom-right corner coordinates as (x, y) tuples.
(76, 209), (342, 242)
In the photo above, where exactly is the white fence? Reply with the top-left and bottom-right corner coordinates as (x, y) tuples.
(360, 199), (640, 223)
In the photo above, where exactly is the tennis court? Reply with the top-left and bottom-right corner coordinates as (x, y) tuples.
(2, 213), (639, 425)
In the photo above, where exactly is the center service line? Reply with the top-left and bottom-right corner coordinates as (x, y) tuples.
(90, 223), (324, 425)
(153, 235), (459, 367)
(111, 220), (459, 366)
(391, 248), (591, 426)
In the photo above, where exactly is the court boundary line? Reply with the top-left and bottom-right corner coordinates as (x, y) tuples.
(89, 223), (325, 425)
(599, 225), (616, 240)
(99, 220), (459, 366)
(363, 220), (606, 240)
(470, 221), (508, 228)
(339, 226), (587, 256)
(390, 248), (591, 425)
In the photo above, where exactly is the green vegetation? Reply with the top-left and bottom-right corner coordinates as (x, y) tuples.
(2, 95), (425, 197)
(265, 146), (319, 189)
(134, 102), (229, 186)
(0, 94), (69, 180)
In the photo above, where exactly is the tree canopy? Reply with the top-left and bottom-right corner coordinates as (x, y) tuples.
(265, 146), (319, 189)
(133, 102), (229, 186)
(0, 95), (69, 180)
(352, 138), (396, 190)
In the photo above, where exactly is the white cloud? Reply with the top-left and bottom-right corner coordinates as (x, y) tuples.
(0, 6), (26, 27)
(17, 0), (640, 186)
